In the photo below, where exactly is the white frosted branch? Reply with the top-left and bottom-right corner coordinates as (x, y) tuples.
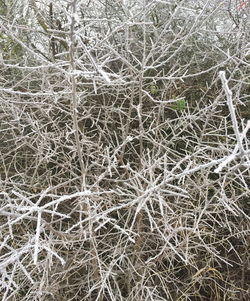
(33, 210), (42, 265)
(214, 72), (250, 173)
(214, 152), (237, 173)
(98, 68), (111, 83)
(219, 71), (244, 154)
(42, 245), (65, 266)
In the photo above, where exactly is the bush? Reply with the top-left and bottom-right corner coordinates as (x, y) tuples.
(0, 1), (249, 300)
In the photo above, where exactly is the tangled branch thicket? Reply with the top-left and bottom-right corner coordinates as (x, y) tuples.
(0, 0), (250, 300)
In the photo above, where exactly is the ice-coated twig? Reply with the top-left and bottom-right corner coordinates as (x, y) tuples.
(42, 245), (66, 266)
(214, 72), (250, 173)
(215, 120), (250, 173)
(219, 71), (244, 154)
(33, 210), (42, 265)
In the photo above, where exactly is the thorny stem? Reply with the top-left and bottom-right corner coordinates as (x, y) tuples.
(69, 0), (86, 189)
(219, 71), (244, 155)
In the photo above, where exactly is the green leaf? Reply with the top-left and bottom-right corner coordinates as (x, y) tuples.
(149, 84), (158, 95)
(37, 16), (49, 32)
(170, 98), (186, 111)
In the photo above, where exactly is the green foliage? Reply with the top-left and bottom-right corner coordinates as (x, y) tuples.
(148, 84), (159, 95)
(151, 11), (160, 27)
(0, 34), (24, 60)
(170, 98), (186, 111)
(36, 16), (49, 32)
